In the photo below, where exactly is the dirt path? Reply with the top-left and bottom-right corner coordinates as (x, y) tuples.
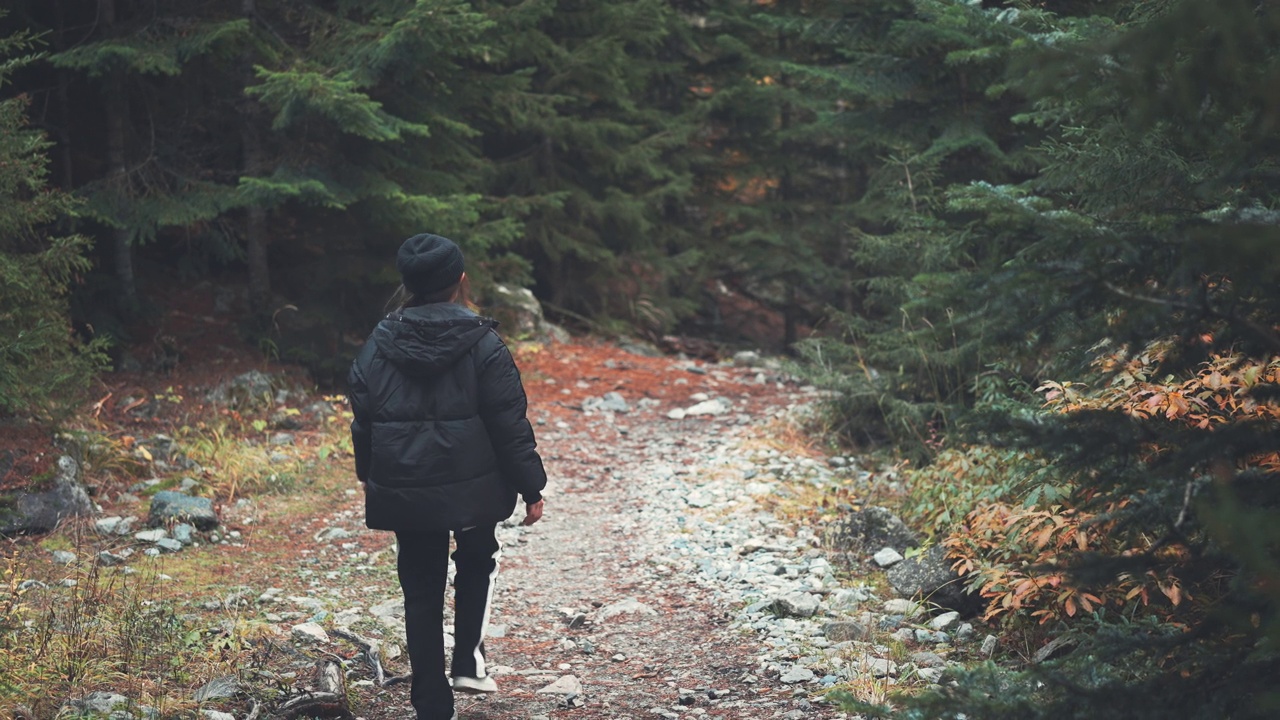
(338, 343), (847, 719)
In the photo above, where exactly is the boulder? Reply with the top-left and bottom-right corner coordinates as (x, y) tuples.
(823, 506), (919, 566)
(204, 370), (277, 410)
(484, 284), (570, 343)
(886, 545), (981, 615)
(148, 491), (218, 530)
(0, 456), (92, 536)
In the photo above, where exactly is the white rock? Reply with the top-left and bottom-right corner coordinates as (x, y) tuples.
(597, 598), (658, 621)
(776, 592), (820, 618)
(779, 666), (815, 684)
(883, 598), (921, 616)
(291, 622), (329, 644)
(862, 657), (898, 677)
(872, 547), (904, 567)
(928, 611), (960, 631)
(536, 675), (583, 695)
(684, 399), (731, 416)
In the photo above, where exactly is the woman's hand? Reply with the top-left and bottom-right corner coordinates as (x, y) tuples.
(522, 499), (544, 526)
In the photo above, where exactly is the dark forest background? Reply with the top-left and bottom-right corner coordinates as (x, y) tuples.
(3, 1), (1279, 717)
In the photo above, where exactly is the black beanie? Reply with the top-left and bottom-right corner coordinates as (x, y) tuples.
(396, 233), (465, 296)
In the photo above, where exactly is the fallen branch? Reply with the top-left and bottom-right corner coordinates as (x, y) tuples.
(332, 627), (387, 686)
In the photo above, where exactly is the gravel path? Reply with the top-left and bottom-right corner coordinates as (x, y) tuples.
(348, 349), (862, 719)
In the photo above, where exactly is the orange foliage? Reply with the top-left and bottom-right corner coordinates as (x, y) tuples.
(945, 347), (1279, 626)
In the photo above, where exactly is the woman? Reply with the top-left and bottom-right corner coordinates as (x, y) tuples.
(348, 233), (547, 720)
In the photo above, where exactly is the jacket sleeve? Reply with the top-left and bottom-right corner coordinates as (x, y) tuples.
(476, 332), (547, 503)
(347, 353), (373, 483)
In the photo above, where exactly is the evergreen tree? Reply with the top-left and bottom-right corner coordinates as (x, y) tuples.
(472, 0), (702, 331)
(0, 19), (108, 418)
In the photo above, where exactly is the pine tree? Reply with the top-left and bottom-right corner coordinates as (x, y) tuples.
(0, 19), (108, 418)
(470, 0), (702, 331)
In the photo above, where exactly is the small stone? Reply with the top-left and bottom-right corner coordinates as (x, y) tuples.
(862, 658), (898, 678)
(135, 528), (167, 543)
(597, 598), (658, 621)
(872, 547), (904, 567)
(928, 611), (960, 630)
(536, 675), (582, 695)
(775, 592), (820, 618)
(883, 598), (920, 616)
(822, 621), (868, 642)
(292, 622), (329, 644)
(94, 516), (124, 534)
(97, 551), (128, 566)
(202, 711), (236, 720)
(918, 667), (944, 684)
(51, 550), (77, 565)
(156, 538), (184, 553)
(314, 527), (353, 542)
(955, 622), (976, 642)
(779, 667), (815, 684)
(981, 634), (999, 657)
(172, 524), (196, 545)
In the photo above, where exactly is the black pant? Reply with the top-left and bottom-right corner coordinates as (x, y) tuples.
(395, 525), (501, 720)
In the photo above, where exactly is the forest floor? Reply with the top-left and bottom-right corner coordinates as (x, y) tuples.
(2, 287), (928, 720)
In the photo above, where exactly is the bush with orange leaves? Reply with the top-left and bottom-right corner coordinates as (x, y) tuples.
(938, 346), (1279, 628)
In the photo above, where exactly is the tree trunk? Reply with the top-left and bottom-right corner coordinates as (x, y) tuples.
(101, 0), (136, 315)
(242, 0), (270, 317)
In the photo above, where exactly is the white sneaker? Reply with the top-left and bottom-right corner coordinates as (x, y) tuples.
(452, 675), (498, 694)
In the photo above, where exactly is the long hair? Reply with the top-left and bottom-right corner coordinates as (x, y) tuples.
(384, 274), (471, 313)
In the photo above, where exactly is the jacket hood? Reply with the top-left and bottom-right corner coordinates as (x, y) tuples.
(371, 303), (496, 376)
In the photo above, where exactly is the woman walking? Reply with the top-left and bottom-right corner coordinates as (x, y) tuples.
(348, 233), (548, 720)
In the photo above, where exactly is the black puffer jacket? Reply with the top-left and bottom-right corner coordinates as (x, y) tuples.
(348, 302), (546, 531)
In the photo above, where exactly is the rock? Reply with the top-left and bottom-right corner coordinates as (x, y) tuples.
(194, 677), (239, 701)
(485, 284), (570, 343)
(95, 516), (126, 534)
(205, 370), (277, 409)
(583, 392), (630, 414)
(97, 550), (129, 566)
(202, 712), (236, 720)
(883, 598), (921, 616)
(861, 657), (898, 678)
(370, 598), (405, 620)
(980, 634), (999, 657)
(732, 350), (761, 367)
(0, 456), (92, 536)
(597, 598), (658, 621)
(135, 529), (167, 543)
(172, 524), (196, 545)
(684, 398), (731, 416)
(918, 667), (945, 684)
(51, 550), (77, 565)
(536, 675), (583, 695)
(148, 491), (218, 530)
(928, 611), (960, 630)
(156, 538), (184, 553)
(823, 506), (918, 564)
(779, 666), (815, 684)
(314, 526), (353, 542)
(872, 547), (904, 567)
(63, 692), (130, 717)
(886, 545), (978, 614)
(822, 621), (869, 642)
(1033, 634), (1078, 663)
(291, 622), (330, 644)
(955, 622), (976, 642)
(910, 651), (946, 668)
(775, 592), (820, 618)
